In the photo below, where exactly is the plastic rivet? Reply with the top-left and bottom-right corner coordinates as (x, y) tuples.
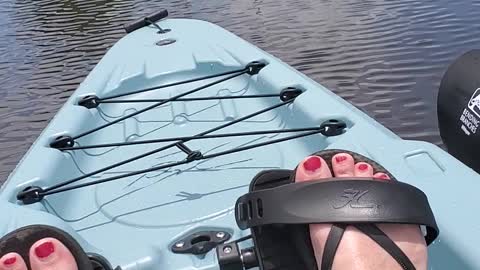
(223, 246), (232, 254)
(216, 232), (226, 239)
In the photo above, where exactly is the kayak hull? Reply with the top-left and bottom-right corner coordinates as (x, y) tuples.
(0, 18), (478, 270)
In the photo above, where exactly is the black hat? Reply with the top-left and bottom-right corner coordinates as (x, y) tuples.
(438, 50), (480, 173)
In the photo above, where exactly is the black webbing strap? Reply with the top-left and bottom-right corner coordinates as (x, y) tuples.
(236, 178), (439, 270)
(355, 224), (416, 270)
(236, 179), (439, 244)
(320, 223), (416, 270)
(321, 223), (346, 270)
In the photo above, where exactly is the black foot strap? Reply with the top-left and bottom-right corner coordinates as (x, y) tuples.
(355, 224), (415, 270)
(0, 225), (95, 270)
(235, 149), (439, 270)
(321, 224), (346, 270)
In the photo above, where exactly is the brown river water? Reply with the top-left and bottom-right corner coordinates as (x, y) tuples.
(0, 0), (479, 182)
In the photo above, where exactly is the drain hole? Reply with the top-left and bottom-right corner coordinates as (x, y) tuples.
(191, 235), (211, 245)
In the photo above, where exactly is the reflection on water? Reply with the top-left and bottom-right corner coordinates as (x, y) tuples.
(0, 0), (479, 181)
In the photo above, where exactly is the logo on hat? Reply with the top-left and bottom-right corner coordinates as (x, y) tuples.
(459, 88), (480, 136)
(468, 88), (480, 118)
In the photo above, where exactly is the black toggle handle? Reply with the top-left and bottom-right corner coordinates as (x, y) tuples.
(17, 186), (45, 204)
(124, 9), (169, 33)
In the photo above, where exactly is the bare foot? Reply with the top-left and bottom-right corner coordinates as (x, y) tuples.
(297, 153), (428, 270)
(0, 238), (78, 270)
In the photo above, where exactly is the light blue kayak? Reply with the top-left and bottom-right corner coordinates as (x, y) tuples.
(0, 11), (479, 270)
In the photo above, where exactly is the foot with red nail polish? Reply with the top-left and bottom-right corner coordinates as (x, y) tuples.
(0, 238), (77, 270)
(296, 153), (428, 270)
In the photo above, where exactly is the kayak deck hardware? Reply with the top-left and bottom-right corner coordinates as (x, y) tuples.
(217, 235), (258, 270)
(171, 231), (231, 255)
(280, 87), (303, 102)
(49, 135), (75, 149)
(144, 17), (170, 34)
(18, 62), (347, 205)
(156, 38), (176, 46)
(123, 9), (169, 34)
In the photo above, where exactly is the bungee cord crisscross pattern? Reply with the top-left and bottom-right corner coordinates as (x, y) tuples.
(17, 61), (346, 204)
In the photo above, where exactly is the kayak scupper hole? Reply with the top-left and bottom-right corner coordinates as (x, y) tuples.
(257, 199), (263, 218)
(190, 235), (211, 246)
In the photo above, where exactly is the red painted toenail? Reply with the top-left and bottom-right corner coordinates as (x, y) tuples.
(358, 164), (368, 171)
(303, 156), (321, 172)
(335, 155), (347, 163)
(3, 257), (16, 266)
(377, 173), (390, 180)
(35, 241), (55, 259)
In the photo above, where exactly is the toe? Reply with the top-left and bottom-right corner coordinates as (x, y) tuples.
(0, 253), (27, 270)
(295, 155), (332, 181)
(295, 155), (334, 267)
(354, 162), (373, 177)
(374, 172), (391, 181)
(29, 238), (78, 270)
(331, 153), (355, 177)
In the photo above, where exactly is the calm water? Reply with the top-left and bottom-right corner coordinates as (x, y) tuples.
(0, 0), (479, 181)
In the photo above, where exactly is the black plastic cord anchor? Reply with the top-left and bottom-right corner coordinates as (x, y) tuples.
(17, 186), (45, 204)
(319, 119), (347, 137)
(78, 95), (100, 109)
(245, 61), (266, 75)
(50, 136), (75, 149)
(280, 87), (303, 102)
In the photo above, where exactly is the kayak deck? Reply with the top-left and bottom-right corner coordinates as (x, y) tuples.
(1, 18), (479, 270)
